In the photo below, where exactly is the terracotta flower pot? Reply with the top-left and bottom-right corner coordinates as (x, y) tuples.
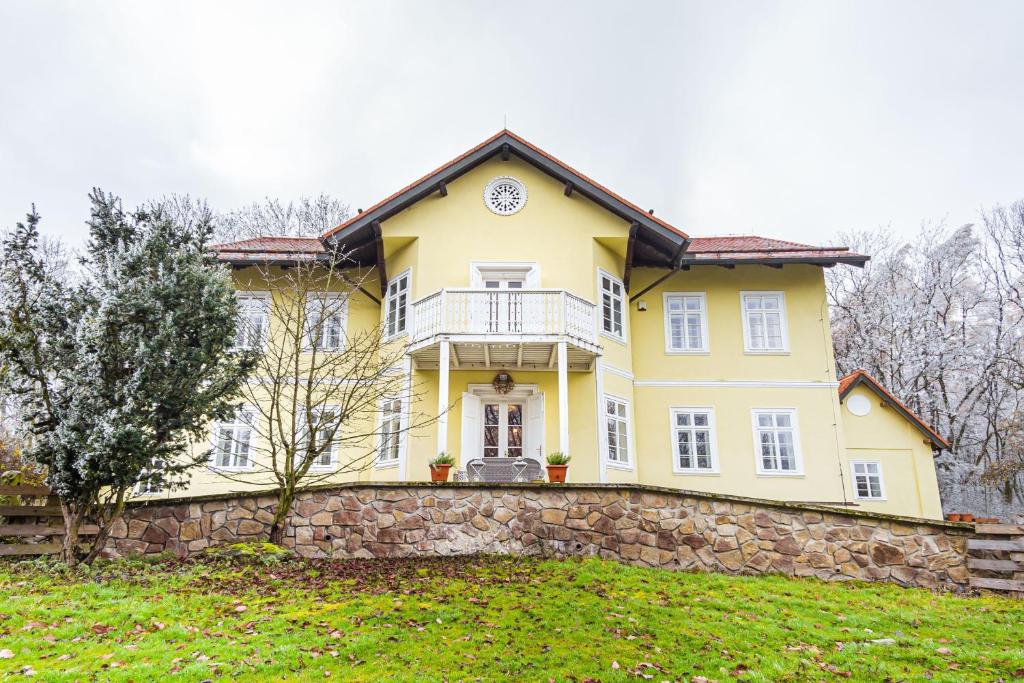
(546, 464), (568, 483)
(946, 513), (962, 522)
(960, 513), (974, 523)
(429, 464), (452, 482)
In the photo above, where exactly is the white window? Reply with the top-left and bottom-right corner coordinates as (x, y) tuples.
(212, 408), (256, 469)
(851, 461), (886, 500)
(741, 292), (788, 352)
(605, 396), (630, 465)
(234, 294), (270, 350)
(671, 408), (717, 473)
(385, 271), (410, 337)
(305, 294), (347, 351)
(136, 458), (165, 495)
(664, 293), (708, 352)
(378, 398), (403, 465)
(599, 270), (625, 340)
(752, 409), (802, 474)
(296, 406), (339, 469)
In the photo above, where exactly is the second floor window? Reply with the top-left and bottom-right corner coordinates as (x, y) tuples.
(379, 398), (403, 464)
(386, 271), (410, 337)
(605, 396), (630, 464)
(665, 293), (708, 352)
(235, 294), (269, 350)
(213, 408), (256, 469)
(305, 295), (347, 351)
(742, 292), (787, 352)
(600, 271), (624, 340)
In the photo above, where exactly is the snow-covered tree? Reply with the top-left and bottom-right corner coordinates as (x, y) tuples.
(0, 193), (253, 565)
(214, 195), (350, 244)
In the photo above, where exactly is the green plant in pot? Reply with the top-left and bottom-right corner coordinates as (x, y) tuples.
(429, 453), (455, 482)
(545, 452), (571, 483)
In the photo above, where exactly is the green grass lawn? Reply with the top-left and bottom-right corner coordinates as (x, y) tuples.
(0, 552), (1021, 682)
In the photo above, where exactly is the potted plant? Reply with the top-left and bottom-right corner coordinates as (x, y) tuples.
(429, 453), (455, 482)
(545, 452), (571, 483)
(946, 513), (962, 522)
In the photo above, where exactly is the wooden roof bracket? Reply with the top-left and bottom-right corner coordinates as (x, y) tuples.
(372, 221), (388, 297)
(629, 240), (690, 302)
(623, 222), (640, 292)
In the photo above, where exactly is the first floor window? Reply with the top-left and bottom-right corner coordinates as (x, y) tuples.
(386, 271), (410, 337)
(306, 295), (347, 351)
(136, 458), (165, 495)
(600, 271), (624, 339)
(297, 406), (339, 468)
(852, 461), (885, 499)
(742, 292), (787, 352)
(213, 408), (255, 468)
(605, 396), (630, 464)
(379, 398), (403, 464)
(753, 409), (800, 473)
(672, 408), (716, 472)
(665, 293), (708, 352)
(235, 294), (269, 350)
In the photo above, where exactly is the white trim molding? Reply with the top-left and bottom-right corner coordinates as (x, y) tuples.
(469, 261), (540, 288)
(634, 379), (838, 389)
(603, 364), (635, 381)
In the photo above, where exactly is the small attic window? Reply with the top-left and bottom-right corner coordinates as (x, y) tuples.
(484, 177), (527, 215)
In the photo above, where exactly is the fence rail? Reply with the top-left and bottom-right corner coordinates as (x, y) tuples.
(0, 483), (87, 557)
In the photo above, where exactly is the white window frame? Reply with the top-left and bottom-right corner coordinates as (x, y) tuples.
(469, 261), (540, 288)
(209, 407), (257, 471)
(233, 292), (270, 351)
(751, 408), (803, 476)
(296, 405), (340, 471)
(385, 269), (411, 339)
(598, 268), (627, 343)
(669, 406), (719, 474)
(740, 291), (789, 354)
(376, 397), (404, 468)
(135, 458), (165, 496)
(663, 292), (709, 353)
(851, 460), (887, 500)
(604, 394), (632, 468)
(304, 293), (348, 352)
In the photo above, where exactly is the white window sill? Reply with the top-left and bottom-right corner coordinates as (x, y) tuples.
(756, 471), (805, 478)
(375, 460), (400, 469)
(604, 460), (634, 471)
(384, 331), (409, 343)
(743, 349), (790, 356)
(672, 469), (720, 476)
(664, 349), (710, 355)
(600, 331), (627, 346)
(854, 496), (887, 502)
(307, 465), (337, 473)
(208, 465), (255, 473)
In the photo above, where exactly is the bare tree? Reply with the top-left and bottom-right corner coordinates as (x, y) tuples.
(211, 247), (437, 544)
(214, 195), (351, 244)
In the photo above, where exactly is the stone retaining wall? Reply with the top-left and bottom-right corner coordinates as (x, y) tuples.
(108, 483), (973, 591)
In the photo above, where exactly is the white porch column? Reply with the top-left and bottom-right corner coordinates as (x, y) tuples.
(437, 340), (450, 455)
(557, 341), (569, 454)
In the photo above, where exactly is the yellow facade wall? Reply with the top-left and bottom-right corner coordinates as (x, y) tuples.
(839, 384), (944, 519)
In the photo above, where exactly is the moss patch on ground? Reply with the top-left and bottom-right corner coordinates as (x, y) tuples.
(0, 555), (1020, 681)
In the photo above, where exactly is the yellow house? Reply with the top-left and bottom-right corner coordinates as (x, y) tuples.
(162, 130), (947, 520)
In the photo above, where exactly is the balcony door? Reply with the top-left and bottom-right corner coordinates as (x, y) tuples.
(471, 263), (539, 335)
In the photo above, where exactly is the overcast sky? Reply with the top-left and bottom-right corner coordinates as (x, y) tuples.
(1, 1), (1021, 249)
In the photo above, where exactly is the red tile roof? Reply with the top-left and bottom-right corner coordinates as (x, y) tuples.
(838, 369), (949, 449)
(322, 129), (688, 240)
(684, 236), (865, 264)
(211, 236), (325, 254)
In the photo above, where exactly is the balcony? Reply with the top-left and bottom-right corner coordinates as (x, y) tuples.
(409, 289), (600, 371)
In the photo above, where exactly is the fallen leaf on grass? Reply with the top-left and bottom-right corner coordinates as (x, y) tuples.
(91, 623), (115, 635)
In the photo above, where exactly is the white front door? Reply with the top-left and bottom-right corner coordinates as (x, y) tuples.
(483, 401), (524, 458)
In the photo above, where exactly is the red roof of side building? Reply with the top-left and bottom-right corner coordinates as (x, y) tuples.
(683, 236), (866, 266)
(211, 236), (325, 253)
(838, 369), (949, 450)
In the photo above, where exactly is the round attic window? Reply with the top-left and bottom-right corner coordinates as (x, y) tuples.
(484, 177), (527, 215)
(847, 394), (872, 417)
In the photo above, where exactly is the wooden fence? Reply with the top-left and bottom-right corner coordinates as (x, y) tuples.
(967, 524), (1024, 595)
(0, 484), (96, 557)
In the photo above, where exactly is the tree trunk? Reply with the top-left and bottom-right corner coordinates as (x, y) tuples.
(82, 493), (126, 565)
(268, 485), (295, 546)
(60, 502), (82, 568)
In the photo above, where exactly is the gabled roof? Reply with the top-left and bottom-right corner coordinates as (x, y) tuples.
(321, 130), (690, 268)
(838, 370), (949, 449)
(212, 236), (328, 266)
(683, 236), (867, 267)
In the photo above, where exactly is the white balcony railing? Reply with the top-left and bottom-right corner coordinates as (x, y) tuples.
(411, 289), (597, 345)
